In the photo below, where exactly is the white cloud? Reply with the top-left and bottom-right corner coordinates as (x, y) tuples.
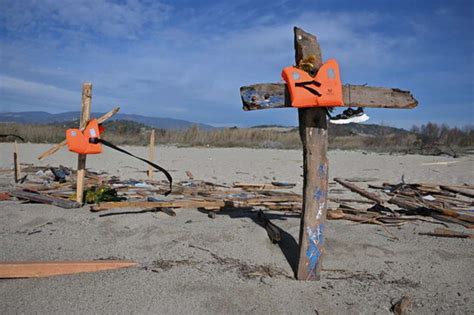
(0, 0), (171, 39)
(0, 75), (77, 103)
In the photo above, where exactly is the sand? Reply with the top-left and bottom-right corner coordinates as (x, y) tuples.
(0, 143), (473, 314)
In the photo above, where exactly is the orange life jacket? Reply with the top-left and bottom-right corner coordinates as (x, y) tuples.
(66, 119), (103, 154)
(281, 58), (344, 108)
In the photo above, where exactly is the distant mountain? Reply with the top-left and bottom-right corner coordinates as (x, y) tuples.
(0, 111), (215, 130)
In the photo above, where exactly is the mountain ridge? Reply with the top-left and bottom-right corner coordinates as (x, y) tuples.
(0, 111), (215, 130)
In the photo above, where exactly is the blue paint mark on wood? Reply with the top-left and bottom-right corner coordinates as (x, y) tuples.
(318, 163), (327, 177)
(314, 187), (325, 201)
(305, 224), (324, 274)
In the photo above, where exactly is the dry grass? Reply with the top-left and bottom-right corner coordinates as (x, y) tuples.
(1, 122), (472, 155)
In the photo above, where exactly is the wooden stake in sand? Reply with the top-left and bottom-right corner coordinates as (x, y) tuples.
(239, 27), (417, 280)
(147, 129), (156, 179)
(13, 140), (21, 183)
(76, 83), (92, 204)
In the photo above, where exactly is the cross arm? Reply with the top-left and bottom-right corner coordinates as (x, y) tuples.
(240, 83), (418, 111)
(37, 106), (120, 160)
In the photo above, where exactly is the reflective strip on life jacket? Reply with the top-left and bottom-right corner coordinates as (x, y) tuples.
(66, 119), (103, 154)
(281, 58), (344, 108)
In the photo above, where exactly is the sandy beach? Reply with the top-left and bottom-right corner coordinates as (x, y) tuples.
(0, 143), (473, 314)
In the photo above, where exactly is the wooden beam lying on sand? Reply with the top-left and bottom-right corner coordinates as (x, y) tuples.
(37, 107), (120, 161)
(419, 228), (474, 239)
(440, 185), (474, 198)
(388, 195), (474, 224)
(240, 84), (418, 111)
(334, 178), (385, 204)
(11, 190), (81, 209)
(90, 200), (227, 212)
(0, 260), (136, 278)
(257, 210), (281, 243)
(233, 182), (296, 190)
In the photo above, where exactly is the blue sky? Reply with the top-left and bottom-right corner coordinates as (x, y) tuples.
(0, 0), (472, 128)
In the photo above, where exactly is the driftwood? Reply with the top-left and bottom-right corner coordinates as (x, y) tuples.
(429, 214), (474, 229)
(419, 228), (473, 239)
(233, 182), (295, 190)
(240, 84), (418, 111)
(257, 210), (281, 243)
(91, 200), (227, 212)
(327, 209), (398, 239)
(334, 178), (385, 204)
(10, 190), (81, 209)
(440, 185), (474, 198)
(329, 198), (375, 204)
(0, 260), (136, 278)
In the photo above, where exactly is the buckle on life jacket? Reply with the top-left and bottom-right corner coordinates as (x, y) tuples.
(281, 59), (344, 108)
(66, 119), (103, 154)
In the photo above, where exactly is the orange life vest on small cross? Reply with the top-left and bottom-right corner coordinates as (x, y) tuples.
(281, 59), (344, 108)
(66, 119), (103, 154)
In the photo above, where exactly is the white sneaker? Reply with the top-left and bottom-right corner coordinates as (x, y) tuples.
(329, 107), (370, 124)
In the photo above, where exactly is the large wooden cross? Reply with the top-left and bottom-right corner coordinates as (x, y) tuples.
(240, 27), (417, 281)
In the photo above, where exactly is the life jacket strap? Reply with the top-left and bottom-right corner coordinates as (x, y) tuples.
(95, 138), (173, 196)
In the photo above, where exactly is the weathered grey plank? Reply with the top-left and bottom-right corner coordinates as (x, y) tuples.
(11, 190), (81, 209)
(240, 83), (418, 111)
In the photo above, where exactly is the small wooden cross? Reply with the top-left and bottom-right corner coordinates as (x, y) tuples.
(37, 84), (120, 205)
(240, 27), (417, 281)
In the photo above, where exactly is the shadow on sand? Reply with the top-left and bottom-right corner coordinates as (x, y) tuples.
(199, 207), (300, 277)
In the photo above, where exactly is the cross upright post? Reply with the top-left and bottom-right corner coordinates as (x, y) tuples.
(240, 27), (417, 280)
(76, 83), (92, 204)
(294, 27), (328, 280)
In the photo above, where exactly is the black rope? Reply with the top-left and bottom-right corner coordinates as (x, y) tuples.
(93, 138), (173, 196)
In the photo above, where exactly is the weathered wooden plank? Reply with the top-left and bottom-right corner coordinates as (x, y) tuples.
(334, 177), (385, 204)
(440, 185), (474, 198)
(388, 195), (474, 223)
(37, 106), (120, 161)
(10, 190), (81, 209)
(233, 182), (295, 190)
(90, 200), (227, 212)
(257, 210), (282, 243)
(294, 27), (328, 281)
(419, 228), (473, 239)
(240, 83), (418, 111)
(0, 260), (136, 278)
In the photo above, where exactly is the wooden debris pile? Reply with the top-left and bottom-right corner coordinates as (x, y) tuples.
(328, 177), (474, 239)
(1, 164), (302, 213)
(2, 164), (473, 239)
